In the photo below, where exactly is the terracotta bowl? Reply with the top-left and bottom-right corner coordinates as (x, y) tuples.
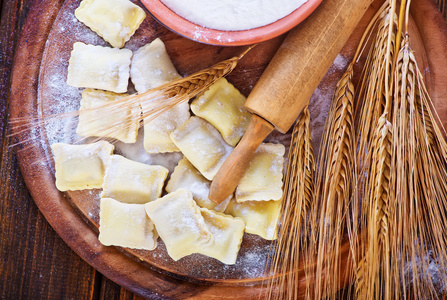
(139, 0), (323, 46)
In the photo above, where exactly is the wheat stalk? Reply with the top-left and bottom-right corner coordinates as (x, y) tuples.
(354, 1), (398, 298)
(9, 46), (254, 148)
(264, 6), (384, 294)
(356, 7), (397, 167)
(308, 5), (389, 293)
(311, 56), (357, 299)
(435, 0), (446, 20)
(266, 106), (315, 300)
(355, 0), (447, 298)
(263, 3), (391, 298)
(389, 32), (447, 299)
(357, 114), (392, 300)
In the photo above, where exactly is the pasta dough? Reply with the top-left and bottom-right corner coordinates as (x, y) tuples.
(130, 38), (181, 94)
(166, 157), (230, 212)
(197, 208), (245, 265)
(51, 141), (114, 191)
(225, 198), (281, 240)
(75, 0), (146, 48)
(191, 78), (251, 146)
(235, 143), (285, 202)
(67, 42), (132, 93)
(170, 117), (233, 180)
(99, 197), (157, 250)
(144, 189), (213, 261)
(76, 89), (139, 143)
(102, 155), (168, 204)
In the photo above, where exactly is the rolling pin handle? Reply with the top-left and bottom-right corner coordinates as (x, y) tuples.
(209, 114), (274, 204)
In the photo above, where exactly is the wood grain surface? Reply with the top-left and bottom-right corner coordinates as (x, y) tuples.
(1, 0), (446, 299)
(0, 0), (142, 299)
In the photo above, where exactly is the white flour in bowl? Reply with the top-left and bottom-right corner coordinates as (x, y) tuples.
(160, 0), (308, 31)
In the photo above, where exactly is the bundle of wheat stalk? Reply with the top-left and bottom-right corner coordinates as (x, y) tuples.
(355, 0), (447, 298)
(264, 2), (387, 298)
(266, 0), (447, 299)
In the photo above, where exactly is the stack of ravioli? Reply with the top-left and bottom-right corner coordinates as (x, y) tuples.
(51, 0), (285, 265)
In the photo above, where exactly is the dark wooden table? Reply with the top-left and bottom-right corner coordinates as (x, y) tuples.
(1, 0), (446, 299)
(0, 0), (144, 298)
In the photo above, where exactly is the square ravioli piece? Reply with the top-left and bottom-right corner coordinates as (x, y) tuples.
(99, 198), (157, 250)
(235, 143), (285, 202)
(144, 189), (213, 261)
(51, 141), (114, 191)
(76, 89), (139, 143)
(102, 155), (168, 204)
(191, 78), (251, 146)
(130, 38), (181, 94)
(225, 198), (281, 240)
(170, 117), (233, 180)
(166, 157), (231, 212)
(143, 101), (190, 154)
(197, 208), (245, 265)
(67, 42), (132, 93)
(75, 0), (146, 48)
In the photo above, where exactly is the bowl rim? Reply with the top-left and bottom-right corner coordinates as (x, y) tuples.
(138, 0), (324, 46)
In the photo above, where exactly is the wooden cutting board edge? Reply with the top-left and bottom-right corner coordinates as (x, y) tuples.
(9, 0), (264, 299)
(9, 0), (447, 299)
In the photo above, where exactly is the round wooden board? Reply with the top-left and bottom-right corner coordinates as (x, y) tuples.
(9, 0), (447, 298)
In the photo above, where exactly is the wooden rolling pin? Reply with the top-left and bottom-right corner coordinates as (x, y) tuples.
(209, 0), (374, 204)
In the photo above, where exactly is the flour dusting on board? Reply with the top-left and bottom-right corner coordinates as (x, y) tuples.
(36, 0), (339, 285)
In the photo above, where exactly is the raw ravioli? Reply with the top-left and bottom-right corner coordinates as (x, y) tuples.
(67, 42), (132, 93)
(144, 189), (213, 261)
(235, 143), (285, 202)
(170, 117), (233, 180)
(75, 0), (146, 48)
(143, 102), (190, 153)
(102, 155), (168, 204)
(191, 78), (251, 146)
(166, 157), (230, 211)
(76, 89), (139, 143)
(51, 141), (114, 191)
(197, 208), (245, 265)
(130, 38), (181, 93)
(225, 198), (281, 240)
(99, 197), (157, 250)
(130, 38), (188, 153)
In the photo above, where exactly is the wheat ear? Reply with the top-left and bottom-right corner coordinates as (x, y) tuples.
(357, 114), (392, 300)
(354, 0), (398, 298)
(356, 8), (397, 167)
(389, 32), (447, 299)
(311, 57), (356, 299)
(265, 4), (387, 296)
(266, 106), (315, 300)
(9, 46), (254, 147)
